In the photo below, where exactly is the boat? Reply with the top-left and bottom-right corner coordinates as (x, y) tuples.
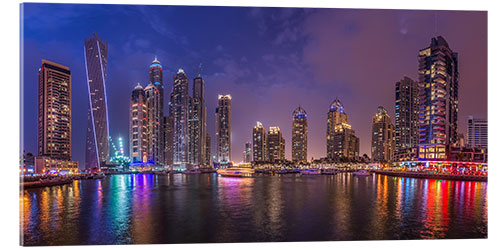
(276, 169), (289, 174)
(182, 168), (202, 174)
(217, 167), (255, 177)
(199, 168), (217, 173)
(89, 172), (106, 179)
(352, 170), (371, 176)
(321, 169), (338, 175)
(300, 169), (321, 175)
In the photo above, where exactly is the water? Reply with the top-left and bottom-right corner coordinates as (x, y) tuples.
(20, 173), (488, 245)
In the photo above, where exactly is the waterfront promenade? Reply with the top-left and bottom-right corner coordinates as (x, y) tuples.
(372, 170), (487, 182)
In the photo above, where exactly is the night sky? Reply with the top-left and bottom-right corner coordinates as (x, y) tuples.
(21, 3), (487, 165)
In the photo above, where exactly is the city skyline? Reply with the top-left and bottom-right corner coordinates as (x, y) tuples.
(22, 4), (487, 165)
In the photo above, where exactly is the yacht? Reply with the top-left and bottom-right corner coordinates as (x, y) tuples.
(217, 167), (255, 177)
(353, 170), (371, 176)
(300, 169), (322, 175)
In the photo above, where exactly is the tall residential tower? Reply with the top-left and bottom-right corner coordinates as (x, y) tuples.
(171, 69), (190, 170)
(215, 94), (231, 165)
(371, 106), (395, 162)
(268, 126), (285, 162)
(292, 106), (307, 163)
(130, 83), (149, 163)
(188, 74), (207, 167)
(252, 122), (267, 162)
(418, 36), (459, 160)
(37, 59), (72, 161)
(146, 58), (165, 166)
(326, 98), (359, 160)
(395, 76), (419, 156)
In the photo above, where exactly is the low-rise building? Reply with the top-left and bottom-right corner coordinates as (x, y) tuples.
(34, 156), (79, 174)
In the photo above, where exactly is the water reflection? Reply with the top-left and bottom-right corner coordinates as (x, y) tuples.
(21, 173), (487, 245)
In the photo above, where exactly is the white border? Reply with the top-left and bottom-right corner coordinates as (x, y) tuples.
(2, 0), (497, 250)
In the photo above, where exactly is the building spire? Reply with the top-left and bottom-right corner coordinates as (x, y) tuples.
(152, 56), (160, 64)
(196, 62), (203, 77)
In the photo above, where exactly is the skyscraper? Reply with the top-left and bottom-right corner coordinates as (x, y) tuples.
(130, 83), (149, 163)
(84, 32), (110, 170)
(149, 57), (164, 110)
(418, 36), (459, 160)
(37, 59), (72, 161)
(268, 126), (285, 162)
(145, 83), (163, 165)
(215, 94), (231, 165)
(163, 115), (174, 167)
(205, 132), (211, 167)
(243, 142), (252, 163)
(188, 74), (207, 167)
(171, 69), (190, 169)
(371, 106), (395, 162)
(395, 76), (419, 154)
(252, 122), (267, 162)
(292, 106), (307, 163)
(147, 57), (165, 166)
(467, 116), (487, 148)
(326, 98), (359, 159)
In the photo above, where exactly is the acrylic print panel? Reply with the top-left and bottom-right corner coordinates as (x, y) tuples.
(20, 2), (487, 246)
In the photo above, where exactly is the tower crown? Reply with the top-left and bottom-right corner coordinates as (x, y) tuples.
(329, 98), (344, 113)
(293, 106), (307, 119)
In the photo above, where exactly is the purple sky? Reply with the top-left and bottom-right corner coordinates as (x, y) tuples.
(22, 4), (487, 164)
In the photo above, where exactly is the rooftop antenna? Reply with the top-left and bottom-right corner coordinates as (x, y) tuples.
(434, 12), (438, 36)
(196, 62), (203, 77)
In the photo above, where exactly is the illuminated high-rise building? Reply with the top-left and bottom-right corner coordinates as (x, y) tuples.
(130, 83), (149, 163)
(418, 36), (459, 160)
(395, 76), (419, 153)
(149, 56), (164, 109)
(243, 142), (252, 163)
(467, 116), (487, 148)
(326, 98), (359, 159)
(205, 132), (212, 167)
(215, 94), (231, 165)
(292, 106), (307, 162)
(188, 74), (207, 167)
(37, 59), (72, 161)
(144, 83), (162, 165)
(163, 115), (174, 167)
(171, 69), (190, 169)
(84, 32), (110, 170)
(252, 122), (267, 162)
(146, 57), (165, 166)
(371, 106), (395, 162)
(268, 126), (285, 162)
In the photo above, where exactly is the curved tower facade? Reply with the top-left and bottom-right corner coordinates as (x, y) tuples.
(84, 32), (110, 170)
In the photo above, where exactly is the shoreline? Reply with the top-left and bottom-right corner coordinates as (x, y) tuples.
(373, 170), (487, 182)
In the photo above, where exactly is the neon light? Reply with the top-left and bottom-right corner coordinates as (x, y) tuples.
(149, 63), (162, 69)
(96, 40), (111, 161)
